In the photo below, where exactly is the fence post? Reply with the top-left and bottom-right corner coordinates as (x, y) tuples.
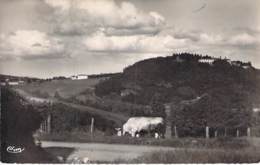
(174, 125), (178, 138)
(214, 130), (218, 138)
(47, 114), (51, 134)
(43, 121), (46, 132)
(90, 117), (94, 136)
(247, 127), (251, 137)
(236, 129), (239, 137)
(206, 126), (209, 139)
(164, 105), (172, 139)
(40, 123), (42, 132)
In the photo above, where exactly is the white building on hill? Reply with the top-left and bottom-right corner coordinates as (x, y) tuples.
(70, 74), (88, 80)
(198, 58), (215, 65)
(8, 81), (19, 86)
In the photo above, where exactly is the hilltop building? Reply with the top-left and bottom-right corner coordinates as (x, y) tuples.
(70, 74), (88, 80)
(198, 58), (215, 65)
(8, 81), (19, 86)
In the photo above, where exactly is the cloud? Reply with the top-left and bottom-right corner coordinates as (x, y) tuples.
(176, 30), (259, 48)
(199, 33), (223, 45)
(102, 26), (161, 36)
(83, 30), (188, 53)
(44, 0), (166, 36)
(228, 33), (258, 47)
(1, 0), (258, 64)
(172, 29), (224, 44)
(82, 27), (259, 55)
(199, 32), (260, 48)
(233, 27), (260, 35)
(32, 43), (42, 47)
(173, 30), (201, 42)
(37, 0), (194, 56)
(0, 30), (65, 59)
(44, 0), (71, 10)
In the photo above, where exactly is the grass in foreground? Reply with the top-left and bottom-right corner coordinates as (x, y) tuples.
(113, 147), (260, 163)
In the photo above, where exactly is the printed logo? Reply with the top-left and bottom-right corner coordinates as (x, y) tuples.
(6, 146), (25, 153)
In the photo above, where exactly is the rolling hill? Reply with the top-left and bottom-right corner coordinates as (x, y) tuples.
(95, 53), (260, 107)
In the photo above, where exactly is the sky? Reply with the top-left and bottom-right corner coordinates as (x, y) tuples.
(0, 0), (260, 78)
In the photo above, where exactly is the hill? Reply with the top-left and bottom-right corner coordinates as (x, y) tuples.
(95, 53), (260, 106)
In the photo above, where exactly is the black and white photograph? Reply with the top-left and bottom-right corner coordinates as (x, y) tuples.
(1, 0), (260, 163)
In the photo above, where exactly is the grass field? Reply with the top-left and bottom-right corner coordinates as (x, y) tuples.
(116, 137), (260, 163)
(115, 147), (260, 163)
(16, 78), (101, 98)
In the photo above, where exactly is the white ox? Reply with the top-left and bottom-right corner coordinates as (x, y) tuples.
(123, 117), (164, 138)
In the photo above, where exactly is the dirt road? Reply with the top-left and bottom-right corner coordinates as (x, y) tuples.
(41, 141), (176, 162)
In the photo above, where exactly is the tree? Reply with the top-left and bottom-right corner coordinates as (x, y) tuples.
(150, 94), (166, 118)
